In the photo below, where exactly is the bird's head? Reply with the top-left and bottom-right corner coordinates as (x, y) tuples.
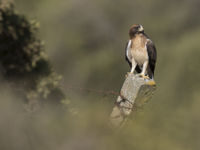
(129, 24), (144, 38)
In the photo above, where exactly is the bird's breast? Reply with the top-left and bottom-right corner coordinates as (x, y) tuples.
(131, 37), (148, 65)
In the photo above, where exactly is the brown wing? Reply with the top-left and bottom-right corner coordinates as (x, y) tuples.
(146, 40), (157, 78)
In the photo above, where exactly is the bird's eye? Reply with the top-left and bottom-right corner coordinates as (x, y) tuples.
(134, 27), (139, 30)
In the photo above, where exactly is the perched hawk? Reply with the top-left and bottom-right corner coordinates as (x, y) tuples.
(125, 24), (157, 80)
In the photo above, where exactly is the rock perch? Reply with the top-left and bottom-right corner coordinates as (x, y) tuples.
(110, 73), (156, 127)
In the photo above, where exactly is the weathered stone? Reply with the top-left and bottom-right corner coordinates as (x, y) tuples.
(110, 73), (156, 127)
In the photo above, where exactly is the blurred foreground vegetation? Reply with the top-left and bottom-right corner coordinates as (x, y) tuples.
(1, 0), (200, 150)
(0, 0), (66, 112)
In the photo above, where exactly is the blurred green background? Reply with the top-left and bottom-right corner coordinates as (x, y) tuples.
(1, 0), (200, 149)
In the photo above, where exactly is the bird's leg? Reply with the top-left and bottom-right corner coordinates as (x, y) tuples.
(126, 59), (136, 78)
(130, 58), (137, 74)
(139, 61), (149, 79)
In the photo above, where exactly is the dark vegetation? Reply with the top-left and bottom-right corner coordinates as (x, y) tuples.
(0, 1), (66, 112)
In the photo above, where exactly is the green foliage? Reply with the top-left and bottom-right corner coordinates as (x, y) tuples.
(0, 0), (66, 111)
(0, 1), (41, 76)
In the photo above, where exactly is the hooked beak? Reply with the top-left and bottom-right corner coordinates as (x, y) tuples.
(138, 25), (144, 32)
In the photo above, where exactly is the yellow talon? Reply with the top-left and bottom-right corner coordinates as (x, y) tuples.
(139, 74), (149, 79)
(125, 72), (133, 78)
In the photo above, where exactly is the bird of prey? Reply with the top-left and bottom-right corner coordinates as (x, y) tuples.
(125, 24), (157, 81)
